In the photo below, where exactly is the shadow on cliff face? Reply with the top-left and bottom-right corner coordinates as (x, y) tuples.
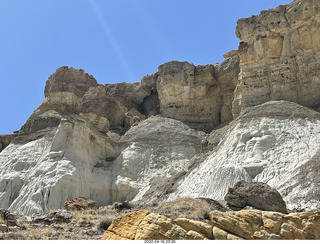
(139, 90), (160, 117)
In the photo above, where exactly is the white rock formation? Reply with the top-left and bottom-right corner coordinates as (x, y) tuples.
(168, 101), (320, 210)
(109, 116), (206, 204)
(0, 116), (116, 215)
(0, 115), (205, 216)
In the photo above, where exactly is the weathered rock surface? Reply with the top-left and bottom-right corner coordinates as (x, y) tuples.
(210, 209), (320, 240)
(0, 133), (17, 152)
(64, 197), (96, 211)
(154, 56), (239, 132)
(0, 113), (205, 216)
(20, 66), (156, 136)
(102, 208), (320, 240)
(32, 209), (73, 224)
(233, 0), (320, 116)
(1, 0), (320, 221)
(102, 210), (213, 240)
(0, 115), (117, 215)
(225, 181), (287, 213)
(44, 66), (98, 99)
(80, 86), (124, 133)
(2, 100), (320, 215)
(109, 116), (206, 204)
(168, 101), (320, 211)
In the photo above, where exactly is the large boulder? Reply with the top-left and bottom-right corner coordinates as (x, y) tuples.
(64, 196), (96, 211)
(224, 181), (287, 213)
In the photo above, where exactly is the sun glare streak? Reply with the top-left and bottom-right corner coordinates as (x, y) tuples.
(88, 0), (136, 82)
(135, 0), (175, 59)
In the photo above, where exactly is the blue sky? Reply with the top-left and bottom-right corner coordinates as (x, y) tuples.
(0, 0), (292, 134)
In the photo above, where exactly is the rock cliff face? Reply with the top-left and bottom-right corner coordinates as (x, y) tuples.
(233, 0), (320, 116)
(21, 66), (153, 136)
(150, 56), (239, 132)
(1, 0), (320, 218)
(167, 101), (320, 210)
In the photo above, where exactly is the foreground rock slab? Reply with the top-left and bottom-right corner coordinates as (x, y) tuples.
(209, 210), (320, 240)
(102, 210), (213, 240)
(102, 209), (320, 240)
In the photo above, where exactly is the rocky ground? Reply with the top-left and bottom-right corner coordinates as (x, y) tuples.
(0, 185), (319, 240)
(0, 197), (226, 240)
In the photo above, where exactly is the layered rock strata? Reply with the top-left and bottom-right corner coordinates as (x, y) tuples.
(0, 113), (205, 215)
(167, 101), (320, 211)
(20, 66), (154, 136)
(102, 209), (320, 240)
(209, 209), (320, 240)
(143, 54), (239, 132)
(102, 210), (214, 240)
(233, 0), (320, 116)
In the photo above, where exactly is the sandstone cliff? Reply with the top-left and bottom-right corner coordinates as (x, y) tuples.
(233, 0), (320, 116)
(0, 0), (320, 218)
(143, 56), (239, 132)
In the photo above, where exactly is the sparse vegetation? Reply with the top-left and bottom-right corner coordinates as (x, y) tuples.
(97, 214), (115, 231)
(43, 227), (54, 237)
(71, 209), (95, 223)
(148, 196), (212, 221)
(0, 196), (227, 240)
(0, 216), (5, 225)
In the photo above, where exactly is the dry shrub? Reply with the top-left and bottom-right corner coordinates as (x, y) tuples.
(5, 227), (48, 240)
(71, 209), (95, 223)
(0, 216), (5, 224)
(97, 214), (115, 232)
(17, 220), (32, 230)
(96, 205), (117, 216)
(43, 227), (54, 237)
